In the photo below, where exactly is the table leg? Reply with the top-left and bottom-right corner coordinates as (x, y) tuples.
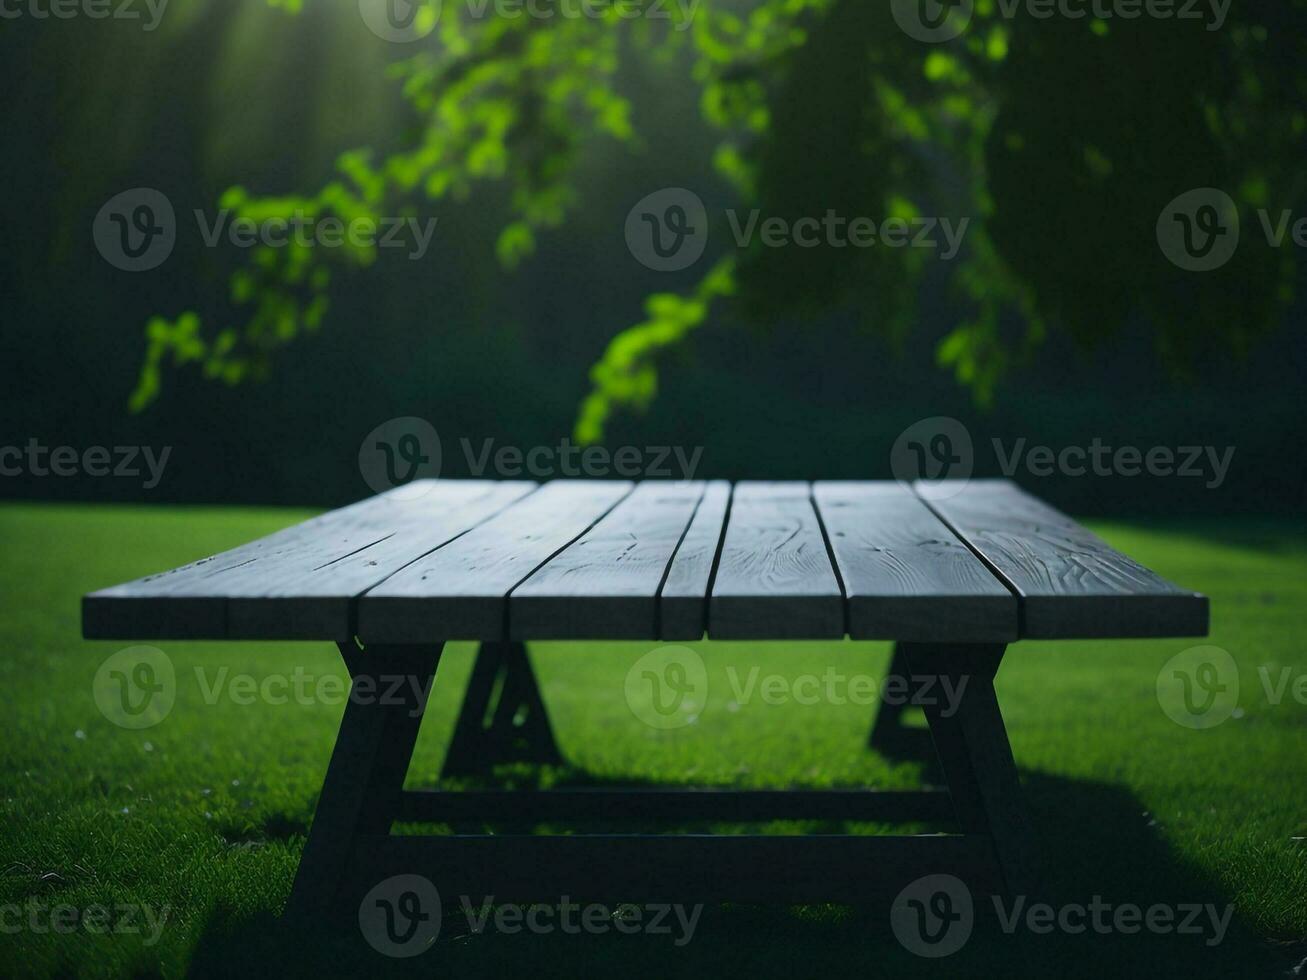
(286, 640), (1035, 916)
(868, 641), (911, 750)
(284, 642), (442, 923)
(902, 642), (1040, 896)
(441, 641), (563, 778)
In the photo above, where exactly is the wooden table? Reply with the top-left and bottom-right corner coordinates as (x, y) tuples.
(82, 479), (1208, 917)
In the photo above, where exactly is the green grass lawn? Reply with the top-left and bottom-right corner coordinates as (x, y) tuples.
(1, 503), (1305, 978)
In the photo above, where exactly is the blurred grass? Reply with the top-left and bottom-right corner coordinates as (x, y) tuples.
(0, 503), (1304, 978)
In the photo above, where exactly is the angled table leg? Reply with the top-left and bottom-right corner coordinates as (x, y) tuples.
(868, 642), (911, 751)
(285, 642), (442, 923)
(902, 642), (1040, 896)
(441, 641), (563, 778)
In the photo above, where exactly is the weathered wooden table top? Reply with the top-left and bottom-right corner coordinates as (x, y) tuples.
(82, 479), (1208, 644)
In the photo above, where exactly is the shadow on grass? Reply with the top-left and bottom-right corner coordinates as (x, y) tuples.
(186, 768), (1288, 980)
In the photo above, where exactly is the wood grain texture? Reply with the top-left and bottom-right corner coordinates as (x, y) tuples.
(357, 480), (633, 642)
(659, 480), (732, 640)
(509, 482), (707, 639)
(915, 479), (1209, 638)
(708, 482), (844, 639)
(84, 477), (1206, 645)
(82, 481), (533, 641)
(813, 482), (1016, 642)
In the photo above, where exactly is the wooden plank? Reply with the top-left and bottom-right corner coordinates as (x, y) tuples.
(224, 482), (536, 639)
(708, 482), (844, 639)
(659, 480), (732, 640)
(346, 832), (1001, 905)
(509, 482), (707, 639)
(82, 481), (533, 641)
(813, 482), (1016, 642)
(396, 787), (954, 825)
(357, 481), (634, 642)
(85, 489), (417, 640)
(915, 480), (1209, 638)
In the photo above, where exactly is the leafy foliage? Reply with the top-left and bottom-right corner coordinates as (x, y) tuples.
(133, 0), (1307, 442)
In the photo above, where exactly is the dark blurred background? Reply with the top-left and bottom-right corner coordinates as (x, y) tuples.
(1, 0), (1302, 516)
